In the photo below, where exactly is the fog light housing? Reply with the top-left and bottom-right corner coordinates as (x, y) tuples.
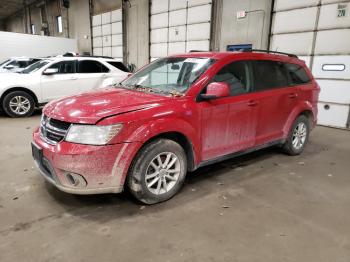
(64, 172), (87, 188)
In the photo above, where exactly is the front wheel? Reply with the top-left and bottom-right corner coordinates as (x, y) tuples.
(282, 115), (310, 155)
(127, 139), (187, 204)
(2, 91), (35, 117)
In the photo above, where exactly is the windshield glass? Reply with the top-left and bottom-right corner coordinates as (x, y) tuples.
(21, 60), (50, 74)
(121, 57), (215, 95)
(0, 59), (10, 67)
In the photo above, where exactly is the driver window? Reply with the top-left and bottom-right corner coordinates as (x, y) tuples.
(49, 61), (76, 74)
(211, 61), (250, 96)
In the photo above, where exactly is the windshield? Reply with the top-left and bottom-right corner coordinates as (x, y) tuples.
(121, 57), (215, 95)
(0, 59), (10, 67)
(21, 60), (50, 74)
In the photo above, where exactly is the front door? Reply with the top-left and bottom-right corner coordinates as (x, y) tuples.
(41, 60), (79, 102)
(199, 60), (258, 161)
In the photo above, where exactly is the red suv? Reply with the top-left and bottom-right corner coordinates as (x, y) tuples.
(32, 51), (319, 204)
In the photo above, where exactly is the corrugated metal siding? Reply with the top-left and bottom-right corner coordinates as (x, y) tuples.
(150, 0), (212, 61)
(92, 9), (123, 61)
(271, 0), (350, 129)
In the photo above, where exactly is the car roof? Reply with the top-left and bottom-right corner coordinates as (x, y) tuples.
(169, 51), (305, 65)
(45, 56), (120, 62)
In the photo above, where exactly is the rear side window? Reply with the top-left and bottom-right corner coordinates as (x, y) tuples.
(285, 63), (311, 85)
(107, 61), (130, 72)
(49, 61), (76, 74)
(252, 60), (288, 91)
(78, 60), (109, 73)
(211, 61), (250, 96)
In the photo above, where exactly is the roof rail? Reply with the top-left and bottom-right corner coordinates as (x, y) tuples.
(242, 49), (298, 58)
(189, 50), (208, 53)
(78, 55), (115, 59)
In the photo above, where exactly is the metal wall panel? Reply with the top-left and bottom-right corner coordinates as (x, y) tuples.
(170, 0), (187, 10)
(151, 28), (168, 43)
(317, 103), (349, 128)
(150, 0), (212, 60)
(101, 12), (111, 24)
(318, 3), (350, 29)
(151, 0), (169, 14)
(150, 13), (169, 29)
(92, 14), (102, 26)
(186, 40), (210, 52)
(274, 0), (319, 11)
(111, 9), (122, 22)
(92, 9), (123, 61)
(187, 23), (211, 41)
(314, 29), (350, 55)
(272, 7), (318, 34)
(312, 55), (350, 80)
(318, 80), (350, 104)
(270, 32), (314, 55)
(169, 26), (186, 42)
(168, 42), (186, 54)
(187, 5), (211, 24)
(270, 0), (350, 129)
(169, 9), (186, 26)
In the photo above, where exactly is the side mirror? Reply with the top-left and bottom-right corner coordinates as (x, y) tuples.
(4, 65), (15, 70)
(43, 68), (59, 75)
(200, 82), (230, 100)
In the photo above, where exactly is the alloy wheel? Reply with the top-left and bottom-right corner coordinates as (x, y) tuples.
(145, 152), (181, 195)
(292, 122), (307, 150)
(9, 96), (31, 115)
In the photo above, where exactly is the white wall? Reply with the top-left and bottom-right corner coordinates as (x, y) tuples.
(0, 31), (78, 61)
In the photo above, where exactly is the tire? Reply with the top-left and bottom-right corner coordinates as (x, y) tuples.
(282, 115), (310, 155)
(127, 139), (187, 204)
(2, 91), (35, 118)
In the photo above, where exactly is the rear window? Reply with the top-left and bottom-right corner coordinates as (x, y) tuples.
(107, 61), (130, 72)
(285, 63), (311, 85)
(252, 60), (289, 91)
(78, 60), (109, 73)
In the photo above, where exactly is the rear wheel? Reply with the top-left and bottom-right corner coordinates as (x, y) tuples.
(2, 91), (35, 117)
(127, 139), (187, 204)
(282, 115), (310, 155)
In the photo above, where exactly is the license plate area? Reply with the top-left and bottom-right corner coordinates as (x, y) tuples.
(31, 142), (43, 163)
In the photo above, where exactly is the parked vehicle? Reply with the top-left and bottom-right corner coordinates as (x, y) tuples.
(0, 56), (130, 117)
(32, 50), (320, 204)
(0, 57), (42, 73)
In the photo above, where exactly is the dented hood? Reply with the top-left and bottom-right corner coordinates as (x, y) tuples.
(43, 87), (170, 124)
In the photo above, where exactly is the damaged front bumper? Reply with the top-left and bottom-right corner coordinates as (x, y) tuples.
(32, 130), (141, 195)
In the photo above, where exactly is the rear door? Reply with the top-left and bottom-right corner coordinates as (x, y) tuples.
(76, 60), (110, 92)
(199, 60), (258, 161)
(40, 60), (79, 101)
(251, 60), (300, 145)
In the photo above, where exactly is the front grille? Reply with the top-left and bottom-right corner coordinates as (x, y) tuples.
(40, 115), (71, 144)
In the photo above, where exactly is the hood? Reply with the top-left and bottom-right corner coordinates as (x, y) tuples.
(43, 87), (171, 124)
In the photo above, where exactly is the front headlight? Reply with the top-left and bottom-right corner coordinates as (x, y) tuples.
(65, 124), (123, 145)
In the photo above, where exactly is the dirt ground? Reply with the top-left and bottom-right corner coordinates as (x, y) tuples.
(0, 110), (349, 262)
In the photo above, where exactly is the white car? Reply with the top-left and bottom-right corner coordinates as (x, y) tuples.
(0, 57), (42, 73)
(0, 56), (130, 117)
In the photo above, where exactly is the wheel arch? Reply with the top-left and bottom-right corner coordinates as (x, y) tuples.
(0, 87), (39, 107)
(135, 131), (196, 172)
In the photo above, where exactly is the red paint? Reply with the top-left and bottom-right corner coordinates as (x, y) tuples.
(33, 52), (319, 193)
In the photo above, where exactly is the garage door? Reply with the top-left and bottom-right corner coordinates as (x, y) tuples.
(92, 9), (123, 61)
(270, 0), (350, 129)
(150, 0), (212, 61)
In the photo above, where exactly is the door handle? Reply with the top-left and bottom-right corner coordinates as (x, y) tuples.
(70, 77), (78, 80)
(288, 93), (298, 98)
(247, 100), (258, 107)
